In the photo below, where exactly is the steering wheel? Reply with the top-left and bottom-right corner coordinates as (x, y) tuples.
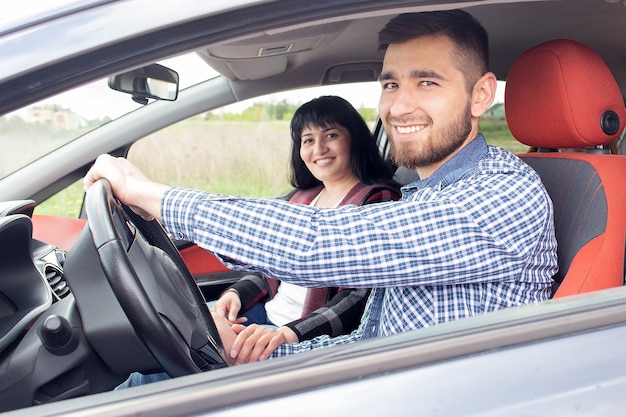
(85, 179), (227, 377)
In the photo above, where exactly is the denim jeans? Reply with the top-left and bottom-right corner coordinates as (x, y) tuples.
(115, 371), (171, 389)
(240, 303), (274, 326)
(207, 300), (275, 326)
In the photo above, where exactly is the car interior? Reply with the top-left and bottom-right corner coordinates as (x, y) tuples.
(119, 32), (626, 304)
(2, 0), (626, 414)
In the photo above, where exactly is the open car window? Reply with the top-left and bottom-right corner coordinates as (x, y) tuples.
(126, 82), (381, 199)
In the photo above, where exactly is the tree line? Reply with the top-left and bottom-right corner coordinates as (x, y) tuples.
(205, 99), (379, 122)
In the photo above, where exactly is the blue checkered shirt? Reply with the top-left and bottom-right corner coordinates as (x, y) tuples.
(161, 135), (557, 357)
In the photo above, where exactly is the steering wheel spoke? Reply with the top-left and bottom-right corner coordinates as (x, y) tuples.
(85, 179), (227, 377)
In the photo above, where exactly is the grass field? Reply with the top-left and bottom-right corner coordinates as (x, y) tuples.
(33, 117), (523, 217)
(128, 120), (293, 197)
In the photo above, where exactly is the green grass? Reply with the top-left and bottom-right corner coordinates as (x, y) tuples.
(127, 120), (293, 196)
(479, 117), (527, 154)
(34, 180), (85, 217)
(35, 118), (524, 217)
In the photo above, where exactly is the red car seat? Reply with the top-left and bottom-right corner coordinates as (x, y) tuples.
(505, 39), (626, 297)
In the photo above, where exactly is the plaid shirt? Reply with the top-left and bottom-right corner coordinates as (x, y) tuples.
(161, 135), (557, 357)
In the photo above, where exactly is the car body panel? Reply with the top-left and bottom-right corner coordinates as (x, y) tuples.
(31, 215), (86, 251)
(7, 286), (626, 417)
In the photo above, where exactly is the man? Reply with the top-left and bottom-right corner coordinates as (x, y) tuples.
(85, 10), (557, 375)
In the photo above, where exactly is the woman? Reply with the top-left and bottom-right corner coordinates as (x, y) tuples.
(116, 95), (398, 388)
(211, 95), (400, 360)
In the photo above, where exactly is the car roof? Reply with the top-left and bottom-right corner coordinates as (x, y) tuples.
(1, 0), (626, 116)
(0, 0), (113, 35)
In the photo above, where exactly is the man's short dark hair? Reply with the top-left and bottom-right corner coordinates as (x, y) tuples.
(378, 10), (489, 89)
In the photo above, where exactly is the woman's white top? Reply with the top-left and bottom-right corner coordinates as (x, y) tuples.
(265, 189), (334, 326)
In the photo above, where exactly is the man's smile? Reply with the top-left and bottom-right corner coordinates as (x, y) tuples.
(395, 125), (427, 134)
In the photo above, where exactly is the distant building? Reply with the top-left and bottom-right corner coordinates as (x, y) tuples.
(27, 105), (83, 129)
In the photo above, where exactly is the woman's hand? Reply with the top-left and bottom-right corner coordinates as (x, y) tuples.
(229, 325), (298, 364)
(211, 290), (247, 324)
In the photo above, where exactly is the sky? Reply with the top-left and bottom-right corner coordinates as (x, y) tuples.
(4, 1), (505, 120)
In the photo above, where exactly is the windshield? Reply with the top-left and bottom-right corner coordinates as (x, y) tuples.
(0, 53), (215, 181)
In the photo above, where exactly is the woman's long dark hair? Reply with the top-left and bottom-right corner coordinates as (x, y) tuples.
(289, 95), (396, 189)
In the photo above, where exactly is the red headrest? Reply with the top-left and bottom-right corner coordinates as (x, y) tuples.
(505, 39), (626, 149)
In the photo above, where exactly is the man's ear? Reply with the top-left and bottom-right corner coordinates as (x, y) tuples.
(471, 72), (497, 118)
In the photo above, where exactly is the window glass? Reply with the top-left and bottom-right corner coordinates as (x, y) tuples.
(128, 118), (293, 198)
(127, 83), (382, 198)
(1, 52), (214, 183)
(30, 78), (517, 217)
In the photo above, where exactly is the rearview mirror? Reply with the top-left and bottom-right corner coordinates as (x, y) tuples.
(108, 64), (179, 104)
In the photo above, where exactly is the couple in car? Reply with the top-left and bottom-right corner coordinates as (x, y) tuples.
(84, 9), (557, 387)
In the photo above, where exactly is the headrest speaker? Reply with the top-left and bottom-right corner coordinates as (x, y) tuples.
(601, 110), (620, 136)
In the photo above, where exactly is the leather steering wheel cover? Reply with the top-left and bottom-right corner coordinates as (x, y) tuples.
(85, 179), (226, 377)
(121, 204), (226, 357)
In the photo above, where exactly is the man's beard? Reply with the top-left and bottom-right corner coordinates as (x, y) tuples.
(389, 104), (472, 170)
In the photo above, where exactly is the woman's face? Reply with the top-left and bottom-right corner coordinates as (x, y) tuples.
(299, 123), (354, 184)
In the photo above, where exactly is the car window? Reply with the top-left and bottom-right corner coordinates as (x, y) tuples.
(127, 118), (293, 198)
(0, 79), (131, 182)
(127, 83), (382, 199)
(0, 53), (215, 183)
(23, 81), (384, 217)
(127, 81), (520, 199)
(22, 77), (517, 217)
